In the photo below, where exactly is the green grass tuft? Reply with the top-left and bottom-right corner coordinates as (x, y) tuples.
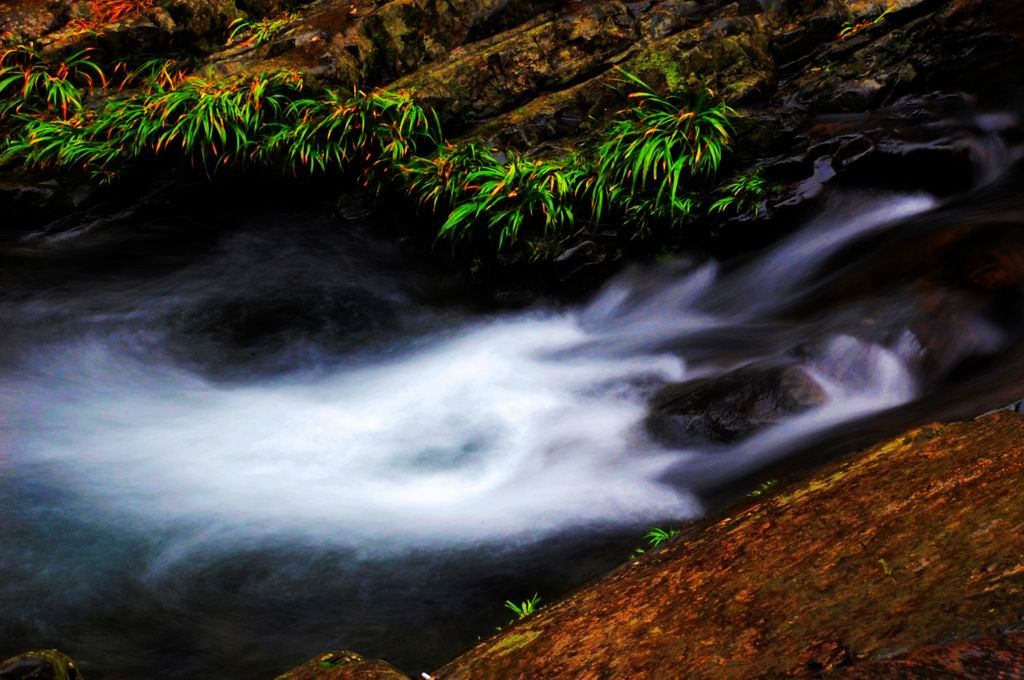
(1, 60), (744, 254)
(0, 43), (107, 120)
(709, 168), (779, 217)
(227, 12), (302, 49)
(591, 70), (735, 235)
(630, 526), (681, 560)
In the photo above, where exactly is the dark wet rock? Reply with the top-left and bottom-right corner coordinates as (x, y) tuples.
(238, 0), (317, 16)
(642, 0), (701, 40)
(162, 0), (241, 44)
(0, 180), (67, 234)
(772, 14), (842, 66)
(646, 362), (827, 446)
(773, 155), (836, 209)
(0, 650), (83, 680)
(178, 289), (394, 348)
(832, 77), (887, 111)
(275, 650), (408, 680)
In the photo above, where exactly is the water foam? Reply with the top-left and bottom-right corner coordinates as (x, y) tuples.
(1, 315), (695, 548)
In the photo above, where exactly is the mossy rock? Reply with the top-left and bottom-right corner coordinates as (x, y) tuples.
(0, 650), (84, 680)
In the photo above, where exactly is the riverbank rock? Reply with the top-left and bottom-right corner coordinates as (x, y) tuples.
(274, 651), (409, 680)
(2, 0), (1021, 270)
(432, 410), (1024, 678)
(646, 362), (827, 445)
(0, 650), (84, 680)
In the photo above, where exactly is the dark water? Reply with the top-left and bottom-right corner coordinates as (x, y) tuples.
(2, 115), (1024, 678)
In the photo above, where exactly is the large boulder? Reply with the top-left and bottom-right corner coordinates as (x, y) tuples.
(646, 362), (828, 446)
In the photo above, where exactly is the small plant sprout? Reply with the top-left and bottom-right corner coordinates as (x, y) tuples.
(645, 527), (680, 547)
(227, 12), (302, 48)
(748, 478), (779, 498)
(630, 526), (681, 560)
(838, 5), (896, 40)
(708, 168), (779, 217)
(504, 593), (541, 621)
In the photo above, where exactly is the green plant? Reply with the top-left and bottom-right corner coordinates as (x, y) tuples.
(708, 168), (776, 217)
(504, 593), (541, 621)
(1, 69), (306, 177)
(226, 12), (301, 48)
(2, 114), (114, 175)
(359, 88), (440, 183)
(90, 0), (154, 23)
(266, 89), (365, 173)
(403, 140), (497, 212)
(118, 56), (195, 92)
(1, 57), (745, 259)
(266, 87), (437, 180)
(439, 151), (583, 249)
(592, 70), (734, 234)
(0, 44), (106, 119)
(147, 70), (302, 169)
(618, 189), (700, 234)
(838, 5), (896, 40)
(630, 526), (681, 559)
(645, 526), (680, 547)
(748, 478), (778, 498)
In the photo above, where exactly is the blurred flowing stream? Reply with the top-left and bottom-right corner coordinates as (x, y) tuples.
(2, 118), (1024, 678)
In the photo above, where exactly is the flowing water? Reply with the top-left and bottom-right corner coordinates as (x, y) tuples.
(2, 120), (1024, 677)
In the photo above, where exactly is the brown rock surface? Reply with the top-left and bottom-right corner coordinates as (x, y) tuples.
(833, 633), (1024, 678)
(433, 411), (1024, 678)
